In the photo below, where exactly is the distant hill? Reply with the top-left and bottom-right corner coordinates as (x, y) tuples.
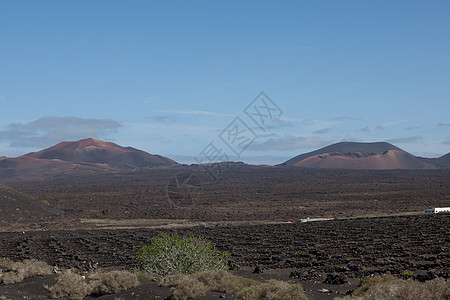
(437, 152), (450, 166)
(282, 142), (439, 170)
(417, 152), (450, 169)
(0, 138), (177, 182)
(0, 184), (62, 221)
(25, 138), (176, 168)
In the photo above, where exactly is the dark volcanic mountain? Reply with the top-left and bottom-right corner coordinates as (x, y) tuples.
(0, 138), (177, 182)
(282, 142), (438, 170)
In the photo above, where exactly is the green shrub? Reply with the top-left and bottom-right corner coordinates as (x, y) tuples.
(91, 270), (139, 294)
(134, 233), (230, 277)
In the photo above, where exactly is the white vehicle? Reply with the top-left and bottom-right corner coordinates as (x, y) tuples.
(423, 207), (450, 214)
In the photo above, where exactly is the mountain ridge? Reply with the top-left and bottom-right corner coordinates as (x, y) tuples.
(0, 138), (177, 182)
(282, 142), (448, 170)
(24, 138), (176, 168)
(1, 139), (448, 182)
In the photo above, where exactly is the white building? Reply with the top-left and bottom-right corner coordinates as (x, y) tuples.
(423, 207), (450, 214)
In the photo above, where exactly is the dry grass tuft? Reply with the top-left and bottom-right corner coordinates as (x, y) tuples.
(47, 269), (140, 299)
(47, 270), (92, 299)
(192, 270), (236, 292)
(0, 258), (53, 284)
(159, 270), (308, 300)
(338, 276), (450, 300)
(91, 270), (139, 294)
(159, 273), (208, 300)
(237, 279), (307, 300)
(352, 274), (399, 296)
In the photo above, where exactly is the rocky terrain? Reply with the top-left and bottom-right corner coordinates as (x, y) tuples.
(0, 184), (62, 221)
(8, 164), (450, 222)
(0, 214), (448, 299)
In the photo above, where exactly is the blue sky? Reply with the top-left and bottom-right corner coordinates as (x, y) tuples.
(1, 0), (449, 164)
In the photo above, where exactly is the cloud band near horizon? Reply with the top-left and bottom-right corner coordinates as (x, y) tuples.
(0, 116), (121, 148)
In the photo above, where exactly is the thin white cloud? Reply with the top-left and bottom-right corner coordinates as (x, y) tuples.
(164, 109), (232, 117)
(443, 137), (450, 145)
(0, 116), (121, 148)
(331, 116), (360, 121)
(147, 115), (179, 123)
(355, 125), (384, 134)
(355, 127), (371, 133)
(381, 119), (411, 127)
(405, 125), (423, 130)
(386, 136), (422, 144)
(250, 135), (322, 151)
(143, 97), (155, 105)
(327, 135), (358, 144)
(313, 127), (333, 134)
(278, 116), (308, 123)
(264, 117), (293, 129)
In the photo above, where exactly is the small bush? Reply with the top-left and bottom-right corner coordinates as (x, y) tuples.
(160, 273), (209, 300)
(352, 274), (399, 296)
(237, 280), (308, 300)
(193, 270), (237, 292)
(222, 276), (260, 294)
(0, 258), (15, 269)
(133, 270), (154, 281)
(338, 276), (450, 300)
(0, 258), (53, 284)
(48, 270), (92, 299)
(91, 270), (139, 294)
(159, 270), (308, 300)
(134, 233), (230, 277)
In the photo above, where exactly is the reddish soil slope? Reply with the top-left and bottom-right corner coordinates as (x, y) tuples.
(283, 142), (437, 170)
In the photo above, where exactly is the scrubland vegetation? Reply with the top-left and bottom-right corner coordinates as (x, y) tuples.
(1, 233), (449, 299)
(0, 258), (53, 284)
(47, 269), (139, 299)
(338, 275), (450, 300)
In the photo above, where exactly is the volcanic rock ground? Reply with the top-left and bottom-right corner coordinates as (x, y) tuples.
(8, 165), (450, 221)
(1, 165), (449, 299)
(0, 215), (448, 299)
